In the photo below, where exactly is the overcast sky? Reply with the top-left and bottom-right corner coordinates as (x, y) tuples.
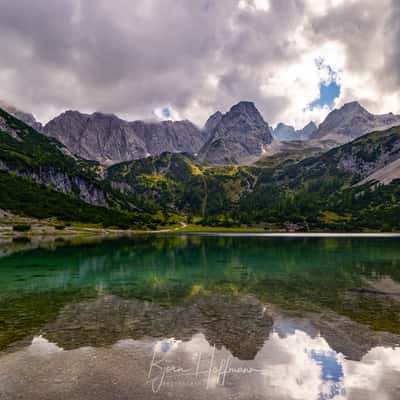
(0, 0), (399, 128)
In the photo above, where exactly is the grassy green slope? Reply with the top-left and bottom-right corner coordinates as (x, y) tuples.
(107, 152), (257, 216)
(240, 126), (400, 231)
(106, 127), (400, 231)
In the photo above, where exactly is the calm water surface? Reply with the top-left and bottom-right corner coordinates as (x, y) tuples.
(0, 235), (400, 399)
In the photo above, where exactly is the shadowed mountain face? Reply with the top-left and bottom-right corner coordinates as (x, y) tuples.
(311, 101), (400, 145)
(43, 111), (209, 165)
(198, 101), (273, 165)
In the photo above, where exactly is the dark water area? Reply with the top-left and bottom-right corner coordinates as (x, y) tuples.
(1, 235), (400, 399)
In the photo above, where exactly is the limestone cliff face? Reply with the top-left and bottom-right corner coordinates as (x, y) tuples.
(198, 101), (273, 165)
(0, 159), (107, 207)
(43, 111), (207, 165)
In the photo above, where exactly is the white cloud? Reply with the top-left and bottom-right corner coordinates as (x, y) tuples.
(238, 0), (271, 12)
(29, 335), (64, 356)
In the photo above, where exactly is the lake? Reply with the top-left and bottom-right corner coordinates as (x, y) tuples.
(1, 234), (400, 399)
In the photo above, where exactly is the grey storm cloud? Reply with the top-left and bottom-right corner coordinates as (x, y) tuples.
(0, 0), (399, 126)
(307, 0), (400, 105)
(384, 0), (400, 88)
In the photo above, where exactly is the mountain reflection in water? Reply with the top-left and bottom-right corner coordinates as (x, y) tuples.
(1, 235), (400, 399)
(1, 317), (399, 400)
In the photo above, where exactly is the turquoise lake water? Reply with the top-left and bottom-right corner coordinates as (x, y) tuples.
(0, 235), (399, 399)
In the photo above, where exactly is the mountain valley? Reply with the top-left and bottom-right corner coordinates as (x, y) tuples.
(0, 100), (400, 232)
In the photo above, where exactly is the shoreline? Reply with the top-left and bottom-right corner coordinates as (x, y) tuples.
(1, 227), (400, 241)
(175, 231), (400, 238)
(1, 216), (399, 241)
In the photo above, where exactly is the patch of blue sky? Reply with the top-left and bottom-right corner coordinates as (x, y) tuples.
(309, 349), (345, 400)
(309, 58), (341, 109)
(309, 81), (341, 109)
(162, 107), (171, 118)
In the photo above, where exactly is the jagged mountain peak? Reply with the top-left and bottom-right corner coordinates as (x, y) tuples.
(311, 101), (400, 144)
(273, 121), (317, 142)
(276, 122), (291, 129)
(304, 121), (317, 130)
(198, 101), (273, 165)
(63, 109), (87, 115)
(220, 101), (266, 126)
(228, 101), (264, 121)
(341, 101), (364, 111)
(230, 100), (256, 111)
(273, 123), (296, 141)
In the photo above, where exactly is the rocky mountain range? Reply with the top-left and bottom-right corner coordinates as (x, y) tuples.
(198, 101), (273, 165)
(273, 121), (317, 141)
(2, 99), (400, 168)
(41, 100), (400, 167)
(311, 101), (400, 145)
(43, 111), (208, 165)
(43, 101), (274, 166)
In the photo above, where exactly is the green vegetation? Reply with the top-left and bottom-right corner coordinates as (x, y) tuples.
(0, 108), (97, 178)
(107, 127), (400, 232)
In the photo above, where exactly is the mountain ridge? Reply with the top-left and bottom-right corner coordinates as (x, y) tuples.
(311, 101), (400, 144)
(5, 99), (400, 168)
(43, 110), (208, 165)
